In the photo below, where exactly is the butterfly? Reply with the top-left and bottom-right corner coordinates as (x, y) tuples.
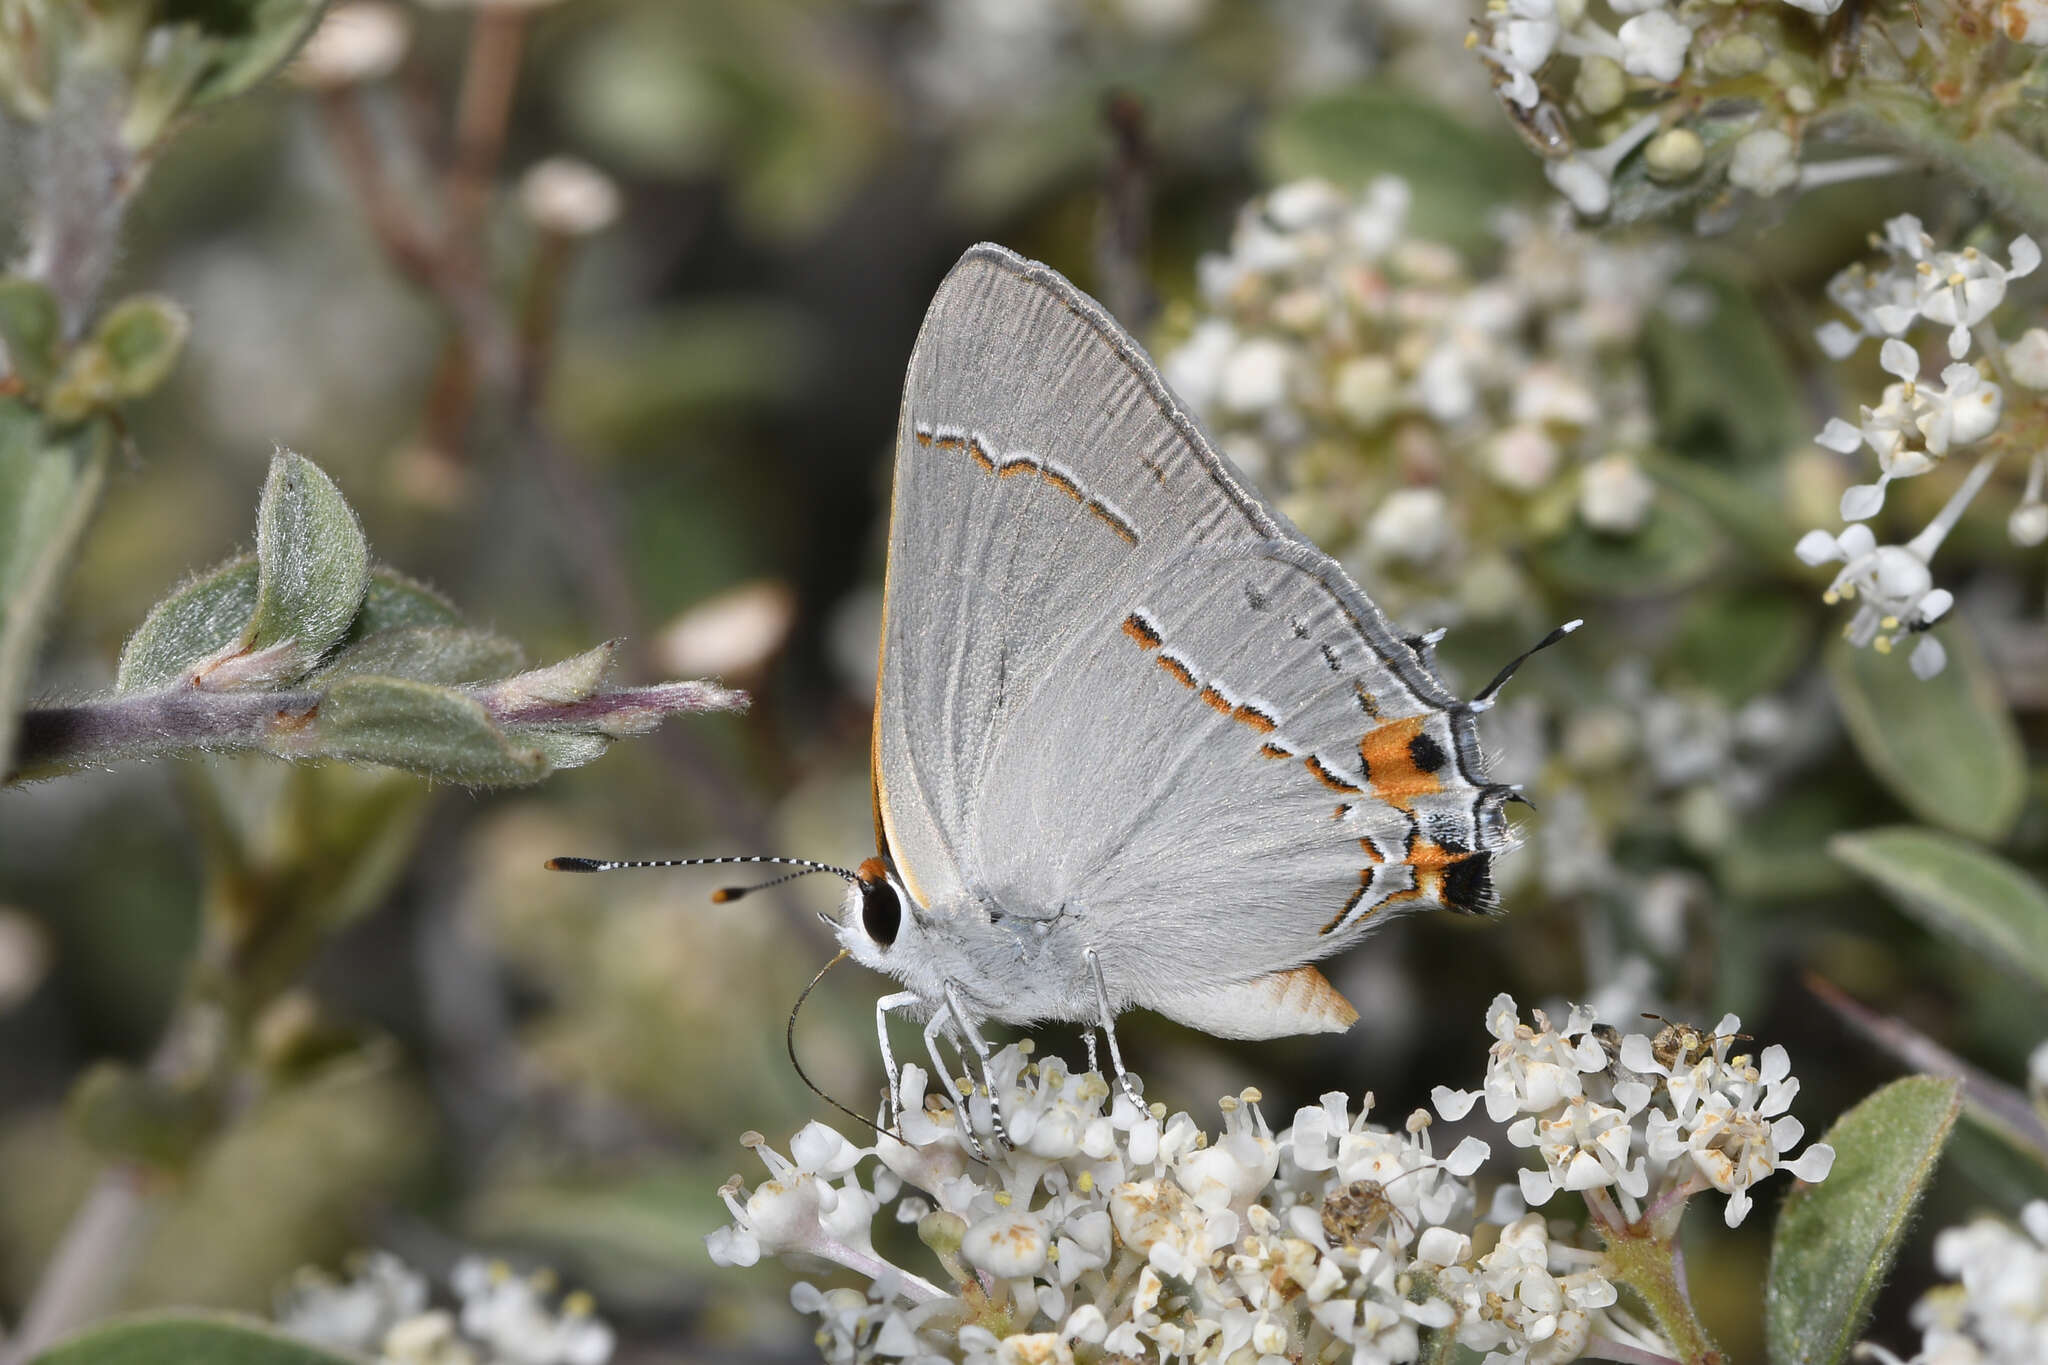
(556, 244), (1561, 1142)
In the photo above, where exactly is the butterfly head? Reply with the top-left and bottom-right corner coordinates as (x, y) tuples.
(836, 856), (919, 973)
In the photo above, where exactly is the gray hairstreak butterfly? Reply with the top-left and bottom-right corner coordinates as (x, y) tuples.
(552, 244), (1574, 1143)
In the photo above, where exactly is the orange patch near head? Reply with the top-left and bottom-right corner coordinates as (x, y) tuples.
(857, 857), (889, 885)
(1358, 715), (1445, 810)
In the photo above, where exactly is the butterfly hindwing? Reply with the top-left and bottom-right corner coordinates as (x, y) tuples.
(873, 245), (1508, 1020)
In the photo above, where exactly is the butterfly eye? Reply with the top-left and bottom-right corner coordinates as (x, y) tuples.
(860, 878), (901, 947)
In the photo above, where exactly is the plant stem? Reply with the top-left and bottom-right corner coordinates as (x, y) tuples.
(1830, 87), (2048, 242)
(21, 66), (136, 337)
(1599, 1225), (1724, 1365)
(0, 1169), (155, 1365)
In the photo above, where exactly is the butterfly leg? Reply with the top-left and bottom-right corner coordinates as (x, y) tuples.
(875, 991), (921, 1132)
(1084, 947), (1146, 1112)
(943, 981), (1011, 1149)
(921, 1010), (988, 1160)
(1084, 1027), (1100, 1078)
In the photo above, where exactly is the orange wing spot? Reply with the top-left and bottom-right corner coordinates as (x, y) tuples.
(1197, 685), (1233, 715)
(1122, 613), (1162, 649)
(1352, 682), (1383, 720)
(914, 429), (934, 446)
(1358, 714), (1444, 810)
(934, 435), (964, 452)
(1231, 702), (1277, 733)
(1036, 465), (1085, 502)
(1259, 742), (1294, 760)
(1333, 803), (1351, 820)
(1088, 500), (1139, 544)
(1359, 837), (1385, 863)
(997, 457), (1039, 478)
(1157, 654), (1196, 688)
(1304, 754), (1362, 793)
(966, 438), (996, 472)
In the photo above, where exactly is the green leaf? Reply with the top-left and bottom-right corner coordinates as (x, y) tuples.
(188, 0), (330, 104)
(0, 276), (62, 390)
(115, 556), (260, 692)
(67, 1061), (215, 1171)
(203, 451), (369, 688)
(1827, 623), (2024, 843)
(1672, 590), (1813, 702)
(312, 626), (526, 686)
(94, 294), (190, 399)
(0, 404), (110, 775)
(348, 568), (461, 637)
(1258, 87), (1543, 254)
(31, 1312), (361, 1365)
(1766, 1075), (1961, 1365)
(1833, 825), (2048, 992)
(1607, 108), (1756, 227)
(1526, 486), (1723, 597)
(290, 675), (549, 785)
(1644, 274), (1804, 468)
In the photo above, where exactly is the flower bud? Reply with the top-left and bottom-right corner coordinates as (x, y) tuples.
(1574, 56), (1626, 115)
(1645, 129), (1705, 182)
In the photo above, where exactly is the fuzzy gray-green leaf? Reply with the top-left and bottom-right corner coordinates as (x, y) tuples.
(207, 451), (369, 688)
(0, 276), (61, 390)
(94, 294), (190, 399)
(290, 675), (549, 785)
(1765, 1075), (1962, 1365)
(1833, 826), (2048, 993)
(348, 568), (462, 638)
(0, 404), (110, 775)
(30, 1311), (361, 1365)
(312, 627), (526, 687)
(116, 557), (261, 693)
(1827, 625), (2024, 844)
(190, 0), (331, 105)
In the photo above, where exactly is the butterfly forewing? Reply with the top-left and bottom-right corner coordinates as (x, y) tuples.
(873, 245), (1507, 1006)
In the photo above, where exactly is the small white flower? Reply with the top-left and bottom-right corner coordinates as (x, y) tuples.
(1916, 236), (2040, 358)
(1616, 10), (1692, 81)
(2008, 328), (2048, 388)
(1578, 453), (1656, 533)
(1729, 128), (1800, 197)
(1218, 336), (1295, 413)
(519, 158), (622, 237)
(1367, 485), (1452, 562)
(291, 2), (411, 88)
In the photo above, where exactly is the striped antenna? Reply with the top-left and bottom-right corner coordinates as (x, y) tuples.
(545, 854), (862, 903)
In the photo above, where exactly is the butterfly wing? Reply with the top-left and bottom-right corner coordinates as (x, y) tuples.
(873, 245), (1510, 1024)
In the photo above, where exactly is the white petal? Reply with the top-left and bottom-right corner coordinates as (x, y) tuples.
(1910, 635), (1948, 679)
(1917, 587), (1954, 623)
(2011, 235), (2041, 277)
(1433, 1085), (1481, 1121)
(1723, 1184), (1752, 1228)
(1772, 1114), (1806, 1150)
(1837, 523), (1878, 558)
(1816, 417), (1865, 453)
(1816, 320), (1862, 359)
(1871, 303), (1918, 334)
(1619, 1033), (1661, 1072)
(1840, 483), (1886, 521)
(1519, 1165), (1560, 1205)
(1446, 1135), (1492, 1176)
(1880, 338), (1920, 381)
(1948, 324), (1971, 360)
(1785, 1143), (1837, 1182)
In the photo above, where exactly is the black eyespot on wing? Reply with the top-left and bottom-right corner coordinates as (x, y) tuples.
(1408, 732), (1446, 774)
(861, 878), (901, 946)
(1442, 853), (1494, 915)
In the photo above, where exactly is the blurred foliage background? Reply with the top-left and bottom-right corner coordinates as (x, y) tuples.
(1, 1), (2045, 1362)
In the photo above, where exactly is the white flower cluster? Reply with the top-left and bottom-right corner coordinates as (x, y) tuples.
(1435, 994), (1834, 1230)
(1860, 1202), (2048, 1365)
(1475, 0), (1852, 216)
(275, 1251), (615, 1365)
(711, 999), (1831, 1362)
(1794, 215), (2046, 677)
(1161, 175), (1677, 620)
